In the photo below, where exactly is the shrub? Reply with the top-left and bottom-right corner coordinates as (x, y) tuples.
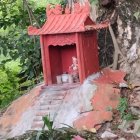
(0, 65), (20, 108)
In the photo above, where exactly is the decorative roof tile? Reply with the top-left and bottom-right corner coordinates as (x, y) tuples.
(28, 3), (108, 35)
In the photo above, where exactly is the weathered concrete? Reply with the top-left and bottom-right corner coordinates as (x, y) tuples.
(74, 69), (126, 130)
(0, 68), (126, 139)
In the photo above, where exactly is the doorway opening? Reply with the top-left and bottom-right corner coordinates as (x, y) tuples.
(49, 44), (78, 84)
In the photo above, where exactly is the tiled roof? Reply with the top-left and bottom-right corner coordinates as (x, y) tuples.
(28, 5), (109, 36)
(28, 13), (94, 35)
(28, 2), (109, 36)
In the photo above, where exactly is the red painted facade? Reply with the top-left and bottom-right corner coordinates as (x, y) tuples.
(28, 3), (108, 85)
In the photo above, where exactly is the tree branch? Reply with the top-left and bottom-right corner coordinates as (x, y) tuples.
(108, 24), (127, 69)
(23, 0), (33, 25)
(23, 0), (40, 28)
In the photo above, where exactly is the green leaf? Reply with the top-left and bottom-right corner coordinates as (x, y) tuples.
(43, 116), (53, 131)
(36, 131), (43, 140)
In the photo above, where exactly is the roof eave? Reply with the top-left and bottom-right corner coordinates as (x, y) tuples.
(28, 26), (40, 36)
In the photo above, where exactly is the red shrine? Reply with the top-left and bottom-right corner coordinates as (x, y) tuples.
(28, 2), (108, 85)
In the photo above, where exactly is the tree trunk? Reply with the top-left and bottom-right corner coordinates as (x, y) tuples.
(116, 0), (140, 82)
(96, 0), (140, 82)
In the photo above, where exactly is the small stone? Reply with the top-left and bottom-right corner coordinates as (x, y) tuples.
(119, 83), (128, 88)
(130, 107), (140, 115)
(118, 138), (126, 140)
(82, 125), (88, 130)
(101, 131), (118, 139)
(89, 128), (97, 133)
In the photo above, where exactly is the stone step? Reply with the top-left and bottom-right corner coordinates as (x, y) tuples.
(39, 104), (59, 110)
(33, 120), (44, 124)
(31, 121), (44, 130)
(30, 90), (67, 131)
(44, 96), (64, 101)
(40, 100), (62, 106)
(45, 93), (66, 98)
(36, 110), (56, 116)
(33, 116), (43, 122)
(36, 111), (56, 119)
(36, 111), (49, 117)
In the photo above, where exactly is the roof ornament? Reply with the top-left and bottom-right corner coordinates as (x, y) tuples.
(82, 2), (90, 14)
(46, 4), (53, 17)
(28, 26), (38, 33)
(46, 1), (90, 17)
(46, 4), (63, 17)
(53, 4), (63, 15)
(65, 5), (71, 14)
(74, 3), (82, 14)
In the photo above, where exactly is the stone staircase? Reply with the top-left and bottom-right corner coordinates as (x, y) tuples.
(0, 83), (79, 139)
(31, 90), (67, 130)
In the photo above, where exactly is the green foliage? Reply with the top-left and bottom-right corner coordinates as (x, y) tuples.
(32, 115), (73, 140)
(42, 116), (53, 131)
(0, 65), (20, 108)
(7, 115), (99, 139)
(0, 55), (43, 109)
(0, 0), (65, 109)
(30, 115), (99, 140)
(117, 98), (138, 121)
(90, 0), (99, 6)
(30, 0), (62, 8)
(0, 0), (46, 83)
(59, 0), (67, 8)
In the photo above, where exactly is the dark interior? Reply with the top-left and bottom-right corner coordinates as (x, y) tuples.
(49, 44), (77, 84)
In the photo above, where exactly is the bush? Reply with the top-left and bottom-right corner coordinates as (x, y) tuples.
(0, 65), (20, 108)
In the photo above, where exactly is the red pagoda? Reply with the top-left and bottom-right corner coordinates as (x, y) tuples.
(28, 2), (108, 85)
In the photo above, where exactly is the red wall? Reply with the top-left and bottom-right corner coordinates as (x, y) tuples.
(41, 32), (99, 85)
(81, 31), (99, 76)
(61, 45), (77, 73)
(49, 45), (76, 84)
(49, 46), (62, 83)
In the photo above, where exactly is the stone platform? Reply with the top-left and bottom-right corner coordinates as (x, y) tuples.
(0, 68), (126, 139)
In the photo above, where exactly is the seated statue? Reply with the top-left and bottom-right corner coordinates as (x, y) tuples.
(69, 56), (79, 82)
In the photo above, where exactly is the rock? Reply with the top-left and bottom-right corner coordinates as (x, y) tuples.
(118, 138), (126, 140)
(119, 83), (128, 88)
(119, 119), (140, 138)
(101, 131), (117, 139)
(118, 120), (135, 133)
(134, 119), (140, 138)
(131, 95), (140, 108)
(130, 107), (140, 115)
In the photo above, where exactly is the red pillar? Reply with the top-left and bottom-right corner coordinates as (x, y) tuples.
(40, 36), (48, 85)
(75, 33), (85, 83)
